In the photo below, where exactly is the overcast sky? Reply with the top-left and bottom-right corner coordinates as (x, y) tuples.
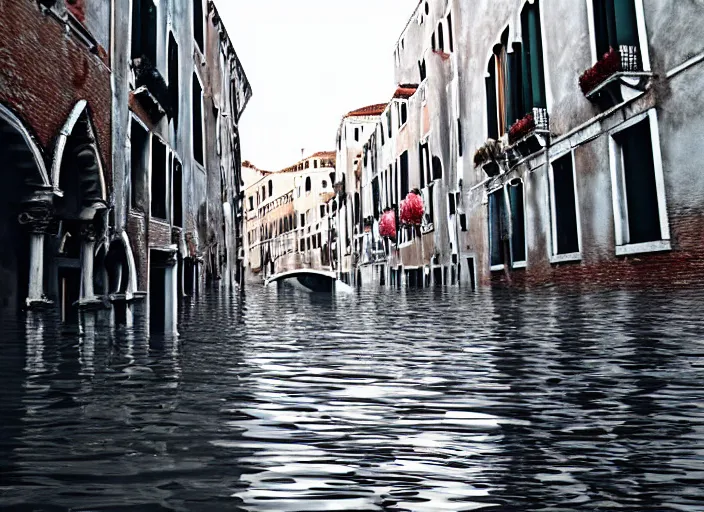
(214, 0), (419, 171)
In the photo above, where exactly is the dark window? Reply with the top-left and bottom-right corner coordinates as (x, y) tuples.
(194, 0), (204, 52)
(485, 56), (499, 139)
(509, 182), (526, 263)
(321, 180), (327, 189)
(130, 119), (149, 210)
(268, 180), (273, 197)
(173, 159), (183, 227)
(168, 33), (179, 127)
(354, 127), (360, 141)
(372, 177), (380, 219)
(386, 110), (392, 139)
(305, 176), (312, 193)
(448, 193), (456, 215)
(438, 22), (444, 52)
(305, 160), (310, 169)
(431, 32), (436, 52)
(400, 151), (409, 199)
(248, 196), (254, 211)
(380, 122), (385, 145)
(520, 0), (547, 111)
(552, 154), (580, 254)
(354, 192), (360, 224)
(432, 156), (442, 181)
(151, 137), (168, 220)
(457, 118), (463, 157)
(460, 213), (467, 232)
(617, 118), (662, 243)
(488, 189), (506, 267)
(593, 0), (640, 62)
(400, 103), (408, 125)
(317, 233), (322, 248)
(131, 0), (157, 63)
(427, 185), (435, 225)
(300, 240), (305, 252)
(418, 59), (426, 82)
(447, 13), (454, 52)
(314, 160), (318, 169)
(300, 213), (305, 227)
(320, 205), (326, 218)
(192, 74), (204, 165)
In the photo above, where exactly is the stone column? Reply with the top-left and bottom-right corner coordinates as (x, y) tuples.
(18, 202), (53, 309)
(78, 222), (101, 307)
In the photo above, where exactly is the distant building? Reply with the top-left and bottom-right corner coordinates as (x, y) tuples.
(0, 0), (251, 331)
(243, 152), (336, 283)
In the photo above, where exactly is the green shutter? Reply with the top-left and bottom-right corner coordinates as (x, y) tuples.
(526, 1), (547, 109)
(613, 0), (640, 47)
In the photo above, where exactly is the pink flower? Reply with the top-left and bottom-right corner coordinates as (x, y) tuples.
(379, 210), (396, 238)
(400, 192), (425, 226)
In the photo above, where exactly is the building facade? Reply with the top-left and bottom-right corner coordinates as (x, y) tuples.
(243, 152), (336, 283)
(338, 0), (704, 290)
(0, 0), (251, 332)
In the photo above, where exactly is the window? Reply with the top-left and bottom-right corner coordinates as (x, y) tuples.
(485, 56), (499, 139)
(268, 179), (273, 197)
(131, 0), (157, 63)
(400, 102), (408, 126)
(248, 196), (254, 211)
(447, 13), (454, 52)
(300, 213), (305, 227)
(432, 156), (442, 181)
(354, 193), (360, 224)
(151, 137), (168, 220)
(460, 213), (467, 232)
(386, 110), (392, 139)
(173, 159), (183, 227)
(457, 118), (463, 157)
(321, 180), (328, 189)
(354, 127), (360, 141)
(320, 205), (326, 218)
(610, 112), (669, 253)
(431, 33), (436, 52)
(300, 240), (305, 252)
(427, 184), (435, 226)
(448, 193), (456, 215)
(168, 33), (179, 127)
(192, 74), (204, 165)
(372, 177), (380, 219)
(437, 22), (444, 52)
(419, 142), (430, 188)
(317, 233), (322, 249)
(509, 181), (526, 265)
(193, 0), (204, 53)
(488, 189), (506, 268)
(550, 153), (580, 257)
(314, 159), (318, 169)
(418, 59), (427, 82)
(130, 119), (149, 210)
(519, 1), (547, 113)
(592, 0), (641, 67)
(400, 151), (409, 199)
(305, 176), (312, 193)
(261, 185), (266, 200)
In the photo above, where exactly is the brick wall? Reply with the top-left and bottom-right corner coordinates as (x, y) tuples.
(127, 212), (148, 290)
(0, 1), (112, 183)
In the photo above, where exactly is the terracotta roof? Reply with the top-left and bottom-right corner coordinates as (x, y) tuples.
(309, 150), (336, 159)
(277, 151), (337, 174)
(345, 103), (387, 118)
(393, 84), (419, 99)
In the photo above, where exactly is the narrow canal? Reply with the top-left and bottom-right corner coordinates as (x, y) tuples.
(2, 286), (704, 511)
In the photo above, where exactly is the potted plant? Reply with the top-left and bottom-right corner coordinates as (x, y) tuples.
(379, 209), (396, 239)
(579, 46), (643, 107)
(473, 139), (501, 177)
(400, 190), (425, 231)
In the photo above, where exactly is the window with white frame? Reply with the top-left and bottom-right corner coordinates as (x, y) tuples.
(588, 0), (646, 70)
(488, 181), (526, 269)
(609, 110), (669, 254)
(550, 152), (581, 258)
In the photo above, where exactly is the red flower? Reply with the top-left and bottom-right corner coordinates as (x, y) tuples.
(579, 48), (621, 95)
(400, 192), (425, 226)
(379, 210), (396, 238)
(509, 113), (536, 144)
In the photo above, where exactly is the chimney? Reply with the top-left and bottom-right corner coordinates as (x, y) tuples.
(301, 148), (305, 159)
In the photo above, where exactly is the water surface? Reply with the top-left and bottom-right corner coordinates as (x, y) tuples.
(2, 286), (704, 511)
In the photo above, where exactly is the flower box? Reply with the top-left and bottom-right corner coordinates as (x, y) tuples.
(579, 46), (650, 108)
(473, 139), (502, 177)
(379, 210), (396, 238)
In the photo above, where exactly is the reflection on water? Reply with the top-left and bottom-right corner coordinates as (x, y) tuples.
(2, 286), (704, 511)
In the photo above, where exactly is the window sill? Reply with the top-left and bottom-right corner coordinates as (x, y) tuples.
(490, 264), (505, 272)
(615, 240), (671, 257)
(550, 252), (582, 264)
(512, 261), (527, 269)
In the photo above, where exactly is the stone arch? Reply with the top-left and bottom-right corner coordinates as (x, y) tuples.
(102, 232), (138, 298)
(0, 104), (54, 311)
(52, 100), (107, 220)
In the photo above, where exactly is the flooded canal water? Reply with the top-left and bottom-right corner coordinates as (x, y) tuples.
(2, 285), (704, 511)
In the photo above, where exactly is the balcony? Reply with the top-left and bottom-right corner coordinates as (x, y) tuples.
(507, 107), (550, 158)
(579, 46), (653, 109)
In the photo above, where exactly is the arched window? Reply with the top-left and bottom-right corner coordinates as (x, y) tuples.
(268, 179), (273, 197)
(305, 176), (312, 193)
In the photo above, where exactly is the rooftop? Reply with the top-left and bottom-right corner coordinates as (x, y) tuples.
(345, 103), (388, 118)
